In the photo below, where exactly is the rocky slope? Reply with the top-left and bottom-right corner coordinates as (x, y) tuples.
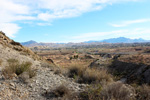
(0, 31), (86, 100)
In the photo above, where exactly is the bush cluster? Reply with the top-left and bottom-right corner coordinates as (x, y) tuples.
(2, 59), (36, 79)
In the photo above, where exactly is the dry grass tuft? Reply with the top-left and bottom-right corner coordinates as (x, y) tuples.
(52, 85), (70, 97)
(101, 82), (135, 100)
(79, 82), (135, 100)
(136, 84), (150, 100)
(2, 59), (35, 79)
(79, 84), (102, 100)
(67, 64), (85, 78)
(28, 69), (36, 78)
(54, 69), (61, 75)
(67, 64), (113, 84)
(7, 58), (18, 63)
(80, 68), (112, 84)
(43, 85), (76, 99)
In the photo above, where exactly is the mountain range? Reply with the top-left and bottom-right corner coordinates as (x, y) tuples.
(21, 37), (149, 47)
(85, 37), (148, 43)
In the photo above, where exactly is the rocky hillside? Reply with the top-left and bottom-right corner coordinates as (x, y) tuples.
(0, 31), (41, 60)
(0, 31), (86, 100)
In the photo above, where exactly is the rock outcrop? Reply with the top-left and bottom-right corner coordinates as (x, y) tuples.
(110, 60), (150, 84)
(0, 31), (40, 60)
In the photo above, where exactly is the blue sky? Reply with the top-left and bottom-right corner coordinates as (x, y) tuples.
(0, 0), (150, 43)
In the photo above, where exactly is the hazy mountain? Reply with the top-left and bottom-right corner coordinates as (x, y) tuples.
(86, 37), (148, 43)
(21, 40), (38, 46)
(21, 37), (149, 47)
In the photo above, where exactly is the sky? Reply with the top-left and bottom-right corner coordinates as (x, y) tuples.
(0, 0), (150, 43)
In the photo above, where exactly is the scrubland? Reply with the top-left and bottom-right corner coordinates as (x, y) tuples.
(1, 31), (150, 100)
(31, 45), (150, 100)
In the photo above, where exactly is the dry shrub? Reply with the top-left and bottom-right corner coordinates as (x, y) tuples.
(67, 65), (85, 78)
(79, 84), (102, 100)
(100, 82), (135, 100)
(136, 84), (150, 100)
(2, 59), (35, 79)
(7, 58), (18, 63)
(67, 65), (112, 84)
(54, 69), (61, 75)
(79, 82), (135, 100)
(80, 68), (112, 84)
(53, 85), (70, 97)
(43, 85), (76, 100)
(28, 69), (36, 78)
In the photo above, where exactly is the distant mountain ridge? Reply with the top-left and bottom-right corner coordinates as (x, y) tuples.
(21, 37), (149, 47)
(86, 37), (148, 43)
(21, 40), (37, 46)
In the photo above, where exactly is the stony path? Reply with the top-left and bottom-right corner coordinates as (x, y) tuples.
(27, 66), (86, 100)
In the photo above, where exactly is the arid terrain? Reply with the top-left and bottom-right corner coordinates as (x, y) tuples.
(30, 39), (150, 99)
(1, 31), (150, 100)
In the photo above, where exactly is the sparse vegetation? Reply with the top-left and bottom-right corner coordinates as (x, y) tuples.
(136, 84), (150, 100)
(28, 69), (36, 78)
(79, 84), (102, 100)
(54, 69), (61, 75)
(67, 64), (85, 78)
(100, 82), (135, 100)
(30, 43), (150, 100)
(2, 59), (35, 79)
(52, 85), (70, 97)
(79, 82), (135, 100)
(43, 85), (75, 99)
(67, 64), (112, 84)
(7, 58), (18, 63)
(80, 68), (113, 84)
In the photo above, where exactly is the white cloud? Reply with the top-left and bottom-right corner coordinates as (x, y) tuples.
(37, 23), (52, 26)
(67, 28), (150, 42)
(37, 0), (140, 21)
(110, 19), (150, 27)
(0, 23), (21, 37)
(0, 0), (141, 37)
